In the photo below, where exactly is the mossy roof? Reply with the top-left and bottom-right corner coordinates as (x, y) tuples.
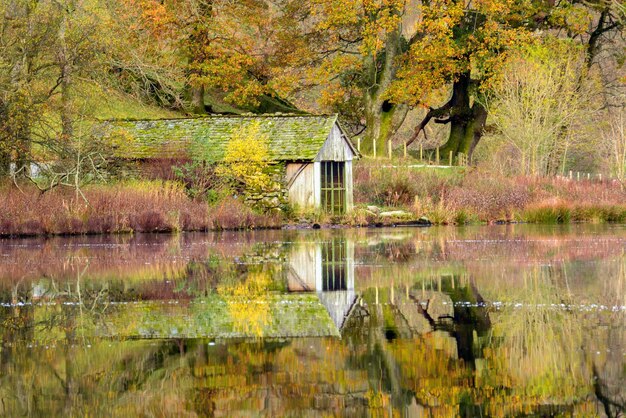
(101, 114), (344, 162)
(95, 294), (341, 339)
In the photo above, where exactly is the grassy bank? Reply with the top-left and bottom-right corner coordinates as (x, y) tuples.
(352, 161), (626, 225)
(0, 181), (281, 237)
(1, 164), (624, 237)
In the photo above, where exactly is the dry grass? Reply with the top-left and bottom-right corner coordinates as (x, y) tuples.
(0, 181), (208, 235)
(208, 197), (282, 230)
(0, 181), (283, 236)
(354, 163), (626, 224)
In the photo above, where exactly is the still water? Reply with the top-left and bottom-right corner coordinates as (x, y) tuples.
(0, 225), (624, 417)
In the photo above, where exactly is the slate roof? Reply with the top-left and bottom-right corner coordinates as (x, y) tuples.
(95, 294), (341, 339)
(101, 114), (346, 162)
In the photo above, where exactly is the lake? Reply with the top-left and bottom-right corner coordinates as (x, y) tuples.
(0, 225), (624, 417)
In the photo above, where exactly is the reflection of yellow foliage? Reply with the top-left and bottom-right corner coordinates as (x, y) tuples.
(218, 271), (272, 337)
(390, 338), (471, 411)
(365, 389), (390, 412)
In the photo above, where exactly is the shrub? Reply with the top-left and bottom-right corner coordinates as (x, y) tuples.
(571, 205), (626, 223)
(173, 160), (223, 202)
(522, 201), (572, 224)
(216, 122), (280, 204)
(354, 162), (464, 207)
(412, 195), (456, 225)
(446, 173), (531, 221)
(353, 160), (625, 225)
(208, 197), (281, 230)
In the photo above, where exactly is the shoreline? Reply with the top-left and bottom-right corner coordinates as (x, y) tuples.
(2, 217), (625, 239)
(2, 171), (624, 238)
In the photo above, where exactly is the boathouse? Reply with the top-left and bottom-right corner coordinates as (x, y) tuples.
(103, 114), (358, 213)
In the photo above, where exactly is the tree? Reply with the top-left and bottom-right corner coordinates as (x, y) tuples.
(122, 0), (304, 114)
(298, 0), (624, 161)
(396, 0), (541, 161)
(285, 0), (536, 158)
(0, 0), (117, 177)
(301, 0), (410, 156)
(603, 108), (626, 182)
(216, 121), (273, 197)
(111, 0), (189, 109)
(482, 42), (589, 176)
(0, 0), (59, 175)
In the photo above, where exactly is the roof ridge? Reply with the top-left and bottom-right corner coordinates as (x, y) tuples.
(101, 113), (338, 123)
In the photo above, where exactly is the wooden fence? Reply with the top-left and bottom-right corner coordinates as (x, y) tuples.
(355, 138), (469, 167)
(355, 139), (624, 183)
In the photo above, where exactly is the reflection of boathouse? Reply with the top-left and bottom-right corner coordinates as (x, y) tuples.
(287, 238), (357, 329)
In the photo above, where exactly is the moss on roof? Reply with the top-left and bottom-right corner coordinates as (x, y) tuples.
(96, 294), (341, 339)
(101, 114), (341, 161)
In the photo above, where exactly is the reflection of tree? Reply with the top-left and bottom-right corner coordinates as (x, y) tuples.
(0, 258), (117, 416)
(477, 267), (591, 416)
(341, 271), (617, 417)
(342, 288), (436, 415)
(586, 258), (626, 418)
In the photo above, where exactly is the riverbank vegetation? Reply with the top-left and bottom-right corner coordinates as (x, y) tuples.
(0, 181), (281, 236)
(353, 162), (626, 226)
(1, 164), (624, 236)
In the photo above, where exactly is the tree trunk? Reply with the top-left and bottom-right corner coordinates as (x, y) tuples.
(0, 149), (10, 177)
(0, 107), (11, 176)
(363, 96), (405, 157)
(59, 6), (73, 140)
(190, 83), (205, 114)
(437, 72), (488, 162)
(60, 65), (73, 140)
(186, 1), (212, 115)
(14, 125), (32, 175)
(361, 28), (407, 157)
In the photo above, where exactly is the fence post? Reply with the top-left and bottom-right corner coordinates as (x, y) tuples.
(569, 170), (572, 180)
(403, 142), (407, 158)
(388, 140), (392, 159)
(436, 148), (440, 165)
(577, 172), (580, 181)
(587, 173), (590, 180)
(357, 137), (361, 153)
(599, 173), (602, 182)
(449, 151), (453, 167)
(420, 144), (423, 161)
(373, 138), (377, 158)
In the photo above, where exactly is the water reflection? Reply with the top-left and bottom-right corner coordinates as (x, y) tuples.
(288, 238), (357, 330)
(0, 225), (624, 416)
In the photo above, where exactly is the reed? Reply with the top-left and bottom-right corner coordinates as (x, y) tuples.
(0, 181), (207, 236)
(208, 197), (282, 230)
(354, 163), (626, 225)
(521, 203), (572, 224)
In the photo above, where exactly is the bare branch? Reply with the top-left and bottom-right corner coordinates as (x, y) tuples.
(406, 101), (453, 146)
